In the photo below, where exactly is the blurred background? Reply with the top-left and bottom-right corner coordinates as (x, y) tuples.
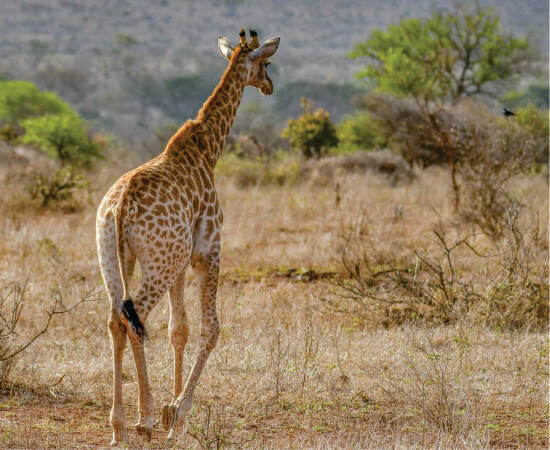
(0, 0), (547, 148)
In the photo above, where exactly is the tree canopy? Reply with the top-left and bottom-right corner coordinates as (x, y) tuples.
(21, 113), (101, 167)
(349, 2), (532, 103)
(0, 80), (72, 126)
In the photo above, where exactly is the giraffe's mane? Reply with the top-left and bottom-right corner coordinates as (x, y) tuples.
(165, 45), (244, 150)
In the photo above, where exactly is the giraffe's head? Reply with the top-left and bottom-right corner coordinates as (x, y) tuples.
(218, 28), (280, 95)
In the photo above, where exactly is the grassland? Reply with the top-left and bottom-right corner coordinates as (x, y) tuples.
(0, 148), (548, 448)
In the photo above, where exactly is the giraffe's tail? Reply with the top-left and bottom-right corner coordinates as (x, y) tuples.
(115, 190), (145, 338)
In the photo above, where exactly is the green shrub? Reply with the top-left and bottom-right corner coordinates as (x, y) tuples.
(282, 98), (339, 158)
(21, 113), (102, 167)
(515, 102), (549, 164)
(337, 111), (388, 151)
(0, 80), (71, 127)
(28, 165), (87, 209)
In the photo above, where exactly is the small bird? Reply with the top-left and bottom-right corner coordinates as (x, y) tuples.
(503, 107), (516, 117)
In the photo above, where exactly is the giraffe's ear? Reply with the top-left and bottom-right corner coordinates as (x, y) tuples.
(250, 37), (280, 61)
(218, 37), (234, 61)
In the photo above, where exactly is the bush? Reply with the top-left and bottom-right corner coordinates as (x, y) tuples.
(282, 98), (339, 158)
(363, 94), (541, 226)
(514, 102), (549, 164)
(21, 113), (102, 167)
(27, 166), (88, 210)
(0, 80), (71, 128)
(325, 213), (548, 330)
(337, 111), (388, 151)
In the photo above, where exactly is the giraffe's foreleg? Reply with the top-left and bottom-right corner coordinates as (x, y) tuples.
(162, 268), (190, 430)
(168, 252), (220, 440)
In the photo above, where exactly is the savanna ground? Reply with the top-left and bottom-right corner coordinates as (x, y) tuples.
(0, 147), (548, 448)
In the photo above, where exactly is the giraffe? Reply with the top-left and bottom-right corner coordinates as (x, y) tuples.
(96, 28), (279, 445)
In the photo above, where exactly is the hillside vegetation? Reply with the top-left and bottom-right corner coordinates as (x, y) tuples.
(0, 0), (547, 141)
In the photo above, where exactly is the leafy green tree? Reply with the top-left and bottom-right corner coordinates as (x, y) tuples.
(0, 81), (71, 126)
(282, 98), (338, 158)
(350, 2), (532, 104)
(21, 113), (101, 167)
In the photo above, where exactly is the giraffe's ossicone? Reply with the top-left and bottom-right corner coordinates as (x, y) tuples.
(96, 28), (279, 446)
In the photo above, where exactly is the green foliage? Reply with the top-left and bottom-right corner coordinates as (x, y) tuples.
(502, 83), (549, 110)
(21, 113), (101, 167)
(282, 98), (339, 158)
(514, 102), (549, 164)
(337, 111), (388, 151)
(0, 81), (71, 127)
(350, 2), (531, 103)
(28, 166), (87, 209)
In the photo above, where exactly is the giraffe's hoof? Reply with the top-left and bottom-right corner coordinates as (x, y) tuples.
(110, 430), (128, 447)
(135, 423), (152, 441)
(167, 426), (179, 441)
(161, 403), (175, 431)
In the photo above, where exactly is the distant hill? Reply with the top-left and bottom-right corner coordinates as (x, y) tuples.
(0, 0), (547, 142)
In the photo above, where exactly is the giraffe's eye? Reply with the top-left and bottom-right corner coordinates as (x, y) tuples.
(265, 61), (271, 67)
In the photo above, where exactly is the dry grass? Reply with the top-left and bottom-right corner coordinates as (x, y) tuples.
(0, 150), (547, 448)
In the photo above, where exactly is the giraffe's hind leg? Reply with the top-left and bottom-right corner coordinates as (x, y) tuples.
(127, 284), (156, 441)
(162, 268), (190, 430)
(107, 311), (128, 445)
(129, 259), (187, 441)
(98, 215), (133, 446)
(168, 250), (220, 439)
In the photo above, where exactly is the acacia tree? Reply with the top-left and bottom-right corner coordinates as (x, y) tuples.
(350, 2), (533, 210)
(350, 2), (532, 105)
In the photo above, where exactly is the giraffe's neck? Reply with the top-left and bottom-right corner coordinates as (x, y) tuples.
(166, 48), (247, 171)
